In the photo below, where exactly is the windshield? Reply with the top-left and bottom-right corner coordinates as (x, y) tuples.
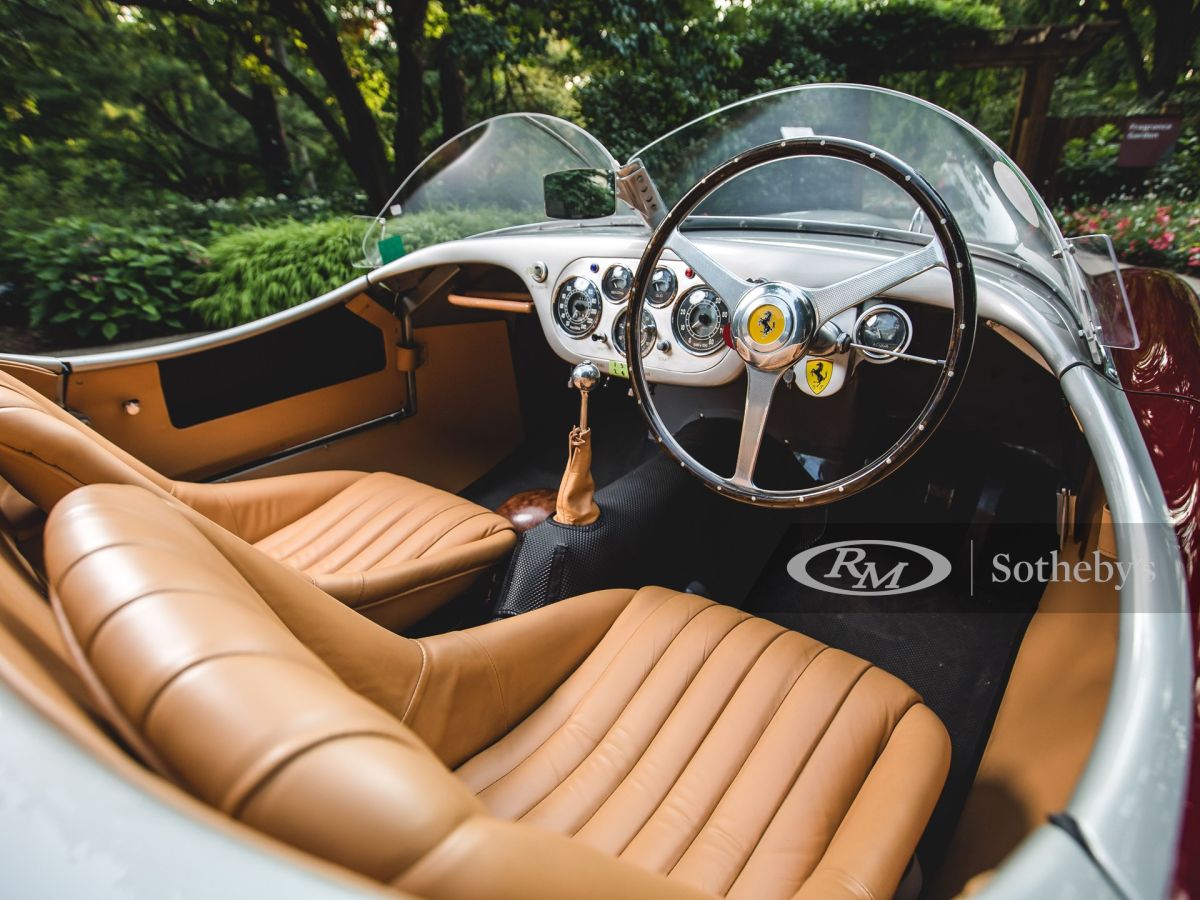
(364, 85), (1119, 339)
(634, 85), (1068, 289)
(361, 113), (622, 265)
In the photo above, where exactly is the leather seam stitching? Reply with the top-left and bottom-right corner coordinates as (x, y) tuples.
(137, 649), (329, 732)
(517, 599), (725, 822)
(719, 662), (876, 895)
(598, 621), (790, 852)
(401, 639), (429, 723)
(567, 612), (761, 838)
(468, 588), (687, 795)
(260, 482), (381, 563)
(230, 727), (411, 819)
(662, 643), (837, 879)
(461, 630), (508, 726)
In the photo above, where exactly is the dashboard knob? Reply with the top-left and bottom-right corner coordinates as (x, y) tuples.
(657, 339), (671, 353)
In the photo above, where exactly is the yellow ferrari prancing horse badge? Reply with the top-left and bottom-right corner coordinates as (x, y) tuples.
(748, 303), (785, 345)
(806, 359), (831, 394)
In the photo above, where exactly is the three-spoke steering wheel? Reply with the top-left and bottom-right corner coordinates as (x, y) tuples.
(625, 136), (977, 508)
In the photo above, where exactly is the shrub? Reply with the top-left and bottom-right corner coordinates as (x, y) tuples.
(1057, 125), (1144, 205)
(192, 208), (528, 328)
(7, 218), (206, 345)
(1057, 198), (1200, 272)
(192, 218), (362, 328)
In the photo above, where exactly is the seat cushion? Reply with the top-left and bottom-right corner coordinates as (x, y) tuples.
(457, 587), (950, 900)
(254, 472), (515, 629)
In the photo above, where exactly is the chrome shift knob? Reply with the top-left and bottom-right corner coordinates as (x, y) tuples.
(568, 361), (602, 393)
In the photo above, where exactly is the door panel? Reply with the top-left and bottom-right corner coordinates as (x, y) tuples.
(65, 295), (409, 480)
(224, 321), (524, 493)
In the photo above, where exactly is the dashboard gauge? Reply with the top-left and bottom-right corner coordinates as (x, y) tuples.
(601, 264), (633, 302)
(673, 286), (730, 355)
(854, 303), (912, 363)
(613, 308), (656, 357)
(646, 266), (678, 308)
(553, 276), (602, 337)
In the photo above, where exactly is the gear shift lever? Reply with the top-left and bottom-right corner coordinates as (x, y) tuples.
(555, 362), (602, 525)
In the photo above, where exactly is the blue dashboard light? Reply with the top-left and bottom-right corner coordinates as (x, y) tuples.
(589, 262), (600, 273)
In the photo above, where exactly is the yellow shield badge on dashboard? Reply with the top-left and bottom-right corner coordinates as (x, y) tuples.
(806, 359), (831, 395)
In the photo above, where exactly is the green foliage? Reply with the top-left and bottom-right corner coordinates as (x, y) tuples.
(1058, 125), (1142, 205)
(1058, 198), (1200, 272)
(1147, 128), (1200, 201)
(192, 218), (361, 328)
(4, 219), (206, 345)
(192, 207), (528, 327)
(568, 0), (1002, 158)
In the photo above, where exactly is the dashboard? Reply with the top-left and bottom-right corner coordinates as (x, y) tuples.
(547, 255), (915, 396)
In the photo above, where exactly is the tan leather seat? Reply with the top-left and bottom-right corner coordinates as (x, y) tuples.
(47, 483), (950, 900)
(0, 370), (514, 628)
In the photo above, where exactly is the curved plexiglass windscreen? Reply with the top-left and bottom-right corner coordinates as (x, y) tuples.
(634, 84), (1071, 295)
(362, 114), (622, 265)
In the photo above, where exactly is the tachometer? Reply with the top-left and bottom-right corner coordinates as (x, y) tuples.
(601, 264), (633, 302)
(613, 308), (656, 357)
(673, 286), (730, 355)
(647, 266), (678, 308)
(553, 277), (602, 337)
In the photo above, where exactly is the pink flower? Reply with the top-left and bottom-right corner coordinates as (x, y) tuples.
(1155, 205), (1172, 225)
(1099, 209), (1111, 219)
(1085, 218), (1101, 232)
(1115, 217), (1132, 232)
(1149, 231), (1176, 251)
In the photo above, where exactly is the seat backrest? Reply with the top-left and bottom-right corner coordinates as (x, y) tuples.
(45, 482), (485, 885)
(0, 370), (171, 512)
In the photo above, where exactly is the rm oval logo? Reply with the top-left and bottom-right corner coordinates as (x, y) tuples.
(787, 539), (952, 597)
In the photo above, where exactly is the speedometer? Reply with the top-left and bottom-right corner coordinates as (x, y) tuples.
(673, 286), (730, 355)
(553, 277), (602, 337)
(613, 308), (656, 357)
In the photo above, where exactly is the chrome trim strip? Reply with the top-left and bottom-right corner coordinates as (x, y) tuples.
(208, 407), (412, 482)
(43, 276), (373, 373)
(1054, 366), (1191, 900)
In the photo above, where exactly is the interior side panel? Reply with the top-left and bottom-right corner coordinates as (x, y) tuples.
(225, 321), (524, 493)
(63, 295), (408, 480)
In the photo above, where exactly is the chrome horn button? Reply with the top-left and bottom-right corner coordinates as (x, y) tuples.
(730, 281), (815, 370)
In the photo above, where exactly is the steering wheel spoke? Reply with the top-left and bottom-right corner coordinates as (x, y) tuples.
(627, 136), (975, 509)
(809, 241), (943, 325)
(731, 366), (786, 489)
(665, 230), (752, 305)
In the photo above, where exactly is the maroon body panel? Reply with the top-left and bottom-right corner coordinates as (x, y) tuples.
(1108, 268), (1200, 896)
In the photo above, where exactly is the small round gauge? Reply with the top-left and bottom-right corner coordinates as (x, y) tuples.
(646, 266), (678, 308)
(553, 276), (602, 337)
(854, 304), (912, 363)
(601, 264), (633, 302)
(613, 308), (656, 357)
(673, 286), (731, 355)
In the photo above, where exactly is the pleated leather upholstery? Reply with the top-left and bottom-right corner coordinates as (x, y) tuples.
(458, 587), (951, 900)
(0, 369), (515, 629)
(254, 472), (516, 628)
(47, 484), (950, 900)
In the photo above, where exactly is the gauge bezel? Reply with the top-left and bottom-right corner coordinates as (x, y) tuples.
(613, 307), (656, 357)
(601, 263), (633, 303)
(553, 276), (603, 338)
(672, 285), (730, 356)
(646, 265), (678, 308)
(853, 302), (913, 363)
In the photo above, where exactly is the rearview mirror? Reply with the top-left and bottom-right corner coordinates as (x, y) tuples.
(544, 168), (616, 219)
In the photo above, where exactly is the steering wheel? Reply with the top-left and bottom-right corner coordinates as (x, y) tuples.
(626, 136), (977, 508)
